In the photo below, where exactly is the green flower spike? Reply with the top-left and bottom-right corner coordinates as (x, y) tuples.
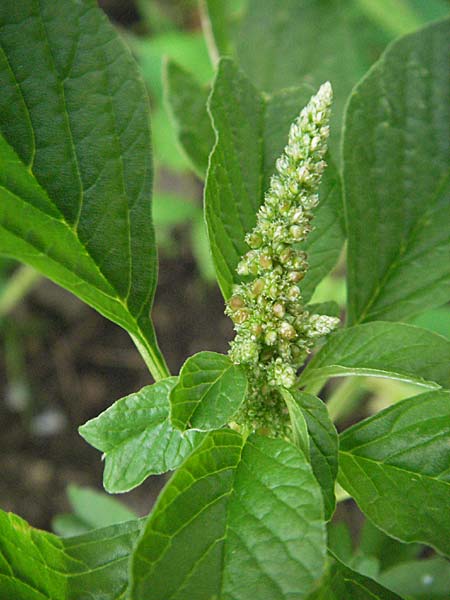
(226, 82), (340, 436)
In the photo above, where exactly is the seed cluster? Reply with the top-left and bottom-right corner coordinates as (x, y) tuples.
(226, 82), (340, 434)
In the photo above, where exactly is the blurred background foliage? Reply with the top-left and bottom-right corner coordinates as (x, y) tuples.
(1, 3), (449, 595)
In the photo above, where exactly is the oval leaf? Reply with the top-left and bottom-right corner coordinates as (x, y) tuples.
(170, 351), (248, 431)
(205, 58), (344, 301)
(0, 509), (141, 599)
(300, 322), (450, 391)
(344, 18), (450, 324)
(131, 430), (326, 600)
(339, 389), (450, 555)
(79, 378), (206, 493)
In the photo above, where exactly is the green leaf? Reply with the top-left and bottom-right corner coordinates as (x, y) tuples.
(205, 58), (344, 300)
(131, 430), (326, 600)
(300, 322), (450, 391)
(378, 557), (450, 599)
(52, 484), (137, 536)
(307, 554), (403, 599)
(0, 509), (141, 599)
(359, 519), (422, 572)
(356, 0), (450, 37)
(0, 0), (168, 380)
(281, 388), (311, 459)
(165, 60), (215, 177)
(79, 377), (206, 493)
(170, 352), (248, 431)
(344, 18), (450, 325)
(200, 0), (245, 58)
(290, 391), (339, 521)
(412, 306), (450, 339)
(339, 389), (450, 555)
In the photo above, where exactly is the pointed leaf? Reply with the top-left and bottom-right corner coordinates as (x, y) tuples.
(79, 378), (206, 493)
(339, 389), (450, 555)
(131, 430), (326, 600)
(344, 18), (450, 324)
(300, 322), (450, 391)
(170, 352), (248, 431)
(290, 391), (339, 521)
(205, 58), (344, 300)
(0, 0), (168, 379)
(0, 509), (141, 599)
(281, 388), (310, 459)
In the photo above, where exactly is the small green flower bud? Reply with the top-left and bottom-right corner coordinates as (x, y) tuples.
(265, 330), (277, 345)
(259, 253), (272, 270)
(288, 270), (304, 283)
(237, 261), (249, 276)
(279, 199), (291, 213)
(229, 295), (245, 311)
(268, 284), (279, 299)
(251, 323), (263, 337)
(272, 302), (286, 318)
(234, 309), (249, 324)
(289, 225), (304, 240)
(287, 285), (300, 300)
(247, 232), (263, 249)
(280, 247), (293, 264)
(280, 321), (297, 340)
(252, 278), (265, 297)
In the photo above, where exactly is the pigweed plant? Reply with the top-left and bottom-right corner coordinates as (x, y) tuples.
(0, 1), (449, 599)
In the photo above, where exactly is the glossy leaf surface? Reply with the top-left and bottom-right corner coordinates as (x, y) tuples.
(79, 378), (205, 493)
(339, 389), (450, 554)
(291, 391), (339, 521)
(132, 430), (326, 600)
(170, 352), (247, 431)
(300, 322), (450, 391)
(0, 510), (141, 599)
(205, 58), (344, 300)
(344, 18), (450, 324)
(0, 0), (167, 379)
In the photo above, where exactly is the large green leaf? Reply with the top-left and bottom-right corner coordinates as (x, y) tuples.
(170, 352), (248, 431)
(131, 430), (326, 600)
(0, 509), (141, 599)
(290, 391), (339, 521)
(344, 18), (450, 325)
(339, 389), (450, 555)
(79, 378), (205, 493)
(0, 0), (168, 380)
(307, 554), (402, 599)
(300, 322), (450, 392)
(205, 58), (344, 301)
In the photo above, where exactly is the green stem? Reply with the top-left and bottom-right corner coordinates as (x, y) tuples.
(130, 327), (171, 382)
(0, 265), (41, 318)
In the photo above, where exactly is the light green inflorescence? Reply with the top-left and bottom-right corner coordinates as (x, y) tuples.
(226, 82), (340, 436)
